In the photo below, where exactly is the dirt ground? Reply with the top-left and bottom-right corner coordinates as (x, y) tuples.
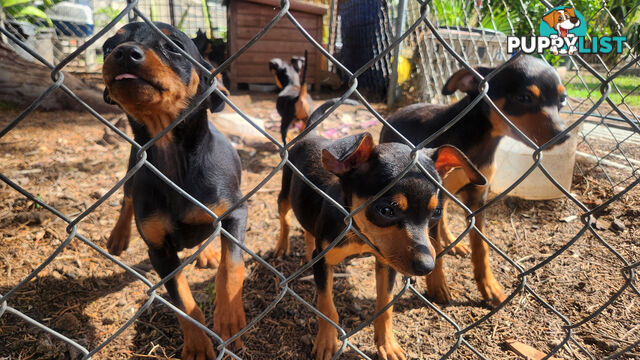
(0, 91), (639, 360)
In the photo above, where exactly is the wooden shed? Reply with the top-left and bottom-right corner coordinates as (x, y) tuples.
(226, 0), (327, 90)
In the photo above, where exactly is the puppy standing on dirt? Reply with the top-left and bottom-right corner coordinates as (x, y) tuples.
(102, 22), (247, 359)
(276, 101), (487, 359)
(380, 55), (570, 306)
(269, 51), (314, 143)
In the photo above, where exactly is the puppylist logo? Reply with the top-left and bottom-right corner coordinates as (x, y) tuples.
(508, 6), (626, 55)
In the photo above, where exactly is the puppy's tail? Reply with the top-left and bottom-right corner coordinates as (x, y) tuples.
(306, 98), (360, 129)
(299, 50), (309, 98)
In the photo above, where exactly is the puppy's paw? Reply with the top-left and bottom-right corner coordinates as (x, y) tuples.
(376, 334), (406, 360)
(107, 226), (130, 256)
(182, 326), (215, 360)
(448, 242), (470, 257)
(478, 279), (506, 307)
(312, 328), (339, 360)
(274, 243), (289, 258)
(213, 298), (246, 350)
(196, 244), (220, 269)
(426, 274), (452, 304)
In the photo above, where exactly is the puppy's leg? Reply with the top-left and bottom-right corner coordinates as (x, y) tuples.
(439, 169), (471, 256)
(374, 260), (405, 360)
(148, 248), (214, 360)
(275, 174), (291, 257)
(312, 255), (339, 360)
(425, 225), (452, 303)
(304, 230), (315, 262)
(438, 198), (470, 256)
(280, 115), (294, 144)
(213, 205), (247, 349)
(459, 186), (505, 306)
(107, 195), (133, 255)
(108, 150), (135, 256)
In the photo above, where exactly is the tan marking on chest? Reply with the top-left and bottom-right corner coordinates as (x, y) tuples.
(139, 213), (172, 248)
(182, 200), (230, 224)
(324, 235), (371, 265)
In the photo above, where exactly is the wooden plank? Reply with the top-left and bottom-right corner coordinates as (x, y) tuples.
(237, 40), (319, 53)
(240, 0), (327, 15)
(235, 13), (318, 30)
(236, 27), (318, 41)
(235, 64), (317, 78)
(505, 339), (563, 360)
(235, 53), (319, 65)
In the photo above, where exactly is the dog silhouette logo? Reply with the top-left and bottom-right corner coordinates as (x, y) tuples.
(539, 6), (587, 55)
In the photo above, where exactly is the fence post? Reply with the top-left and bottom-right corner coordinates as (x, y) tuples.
(386, 0), (407, 107)
(327, 0), (337, 71)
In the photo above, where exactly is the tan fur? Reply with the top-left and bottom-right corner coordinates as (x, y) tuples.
(139, 213), (172, 248)
(175, 271), (215, 359)
(351, 196), (435, 275)
(275, 198), (291, 257)
(213, 240), (246, 349)
(103, 49), (200, 147)
(373, 261), (406, 359)
(107, 196), (133, 255)
(392, 193), (408, 211)
(182, 201), (230, 224)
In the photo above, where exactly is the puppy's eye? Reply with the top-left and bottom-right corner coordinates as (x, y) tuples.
(559, 94), (567, 107)
(163, 40), (184, 54)
(432, 206), (443, 219)
(516, 94), (532, 104)
(378, 206), (395, 218)
(104, 47), (112, 57)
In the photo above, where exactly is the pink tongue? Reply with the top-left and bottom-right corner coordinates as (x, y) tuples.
(115, 73), (138, 80)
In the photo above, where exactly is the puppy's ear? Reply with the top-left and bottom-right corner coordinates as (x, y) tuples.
(565, 7), (576, 18)
(423, 145), (486, 186)
(542, 10), (559, 28)
(442, 66), (493, 95)
(103, 88), (117, 105)
(198, 57), (227, 113)
(269, 58), (283, 72)
(290, 56), (304, 72)
(322, 133), (375, 176)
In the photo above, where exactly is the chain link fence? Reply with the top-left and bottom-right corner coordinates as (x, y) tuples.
(1, 0), (639, 359)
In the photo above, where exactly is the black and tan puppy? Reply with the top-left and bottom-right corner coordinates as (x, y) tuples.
(102, 22), (246, 359)
(269, 51), (314, 143)
(276, 101), (487, 359)
(269, 54), (304, 90)
(380, 55), (570, 306)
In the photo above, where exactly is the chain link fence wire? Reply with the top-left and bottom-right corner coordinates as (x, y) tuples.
(0, 0), (639, 358)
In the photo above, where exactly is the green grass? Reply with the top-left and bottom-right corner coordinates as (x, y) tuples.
(565, 74), (640, 106)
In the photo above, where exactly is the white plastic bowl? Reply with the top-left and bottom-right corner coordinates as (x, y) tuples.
(490, 131), (578, 200)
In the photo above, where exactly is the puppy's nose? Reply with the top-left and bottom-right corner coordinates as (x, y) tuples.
(412, 256), (435, 276)
(113, 45), (145, 66)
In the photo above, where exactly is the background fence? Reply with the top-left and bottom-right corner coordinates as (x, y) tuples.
(1, 0), (639, 359)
